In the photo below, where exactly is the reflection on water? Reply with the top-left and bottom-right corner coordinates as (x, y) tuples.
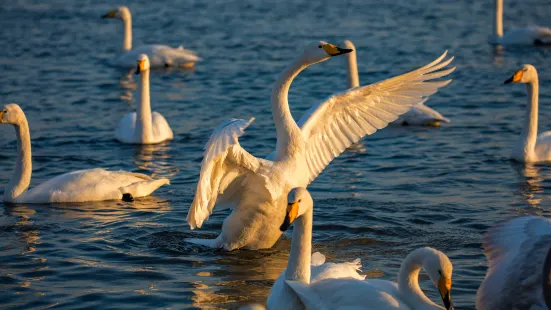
(133, 143), (179, 179)
(516, 164), (545, 208)
(119, 69), (137, 102)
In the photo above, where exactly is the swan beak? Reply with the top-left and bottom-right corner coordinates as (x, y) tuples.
(504, 69), (523, 84)
(322, 43), (353, 57)
(438, 276), (454, 310)
(102, 10), (117, 19)
(136, 60), (145, 75)
(0, 110), (4, 122)
(280, 201), (299, 231)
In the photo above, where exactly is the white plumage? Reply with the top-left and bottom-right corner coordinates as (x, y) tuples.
(493, 0), (551, 46)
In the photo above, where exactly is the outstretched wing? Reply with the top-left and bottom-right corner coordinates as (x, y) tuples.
(298, 51), (454, 183)
(187, 118), (272, 229)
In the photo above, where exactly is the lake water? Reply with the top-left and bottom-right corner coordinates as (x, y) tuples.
(2, 0), (551, 309)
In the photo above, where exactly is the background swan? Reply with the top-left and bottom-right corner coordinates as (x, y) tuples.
(266, 188), (365, 309)
(115, 54), (174, 144)
(102, 6), (200, 68)
(0, 104), (169, 203)
(186, 41), (455, 250)
(286, 247), (454, 310)
(492, 0), (551, 45)
(476, 216), (551, 309)
(504, 65), (551, 163)
(343, 40), (450, 127)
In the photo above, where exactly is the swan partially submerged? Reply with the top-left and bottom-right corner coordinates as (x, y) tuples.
(492, 0), (551, 45)
(102, 6), (200, 68)
(186, 41), (454, 250)
(0, 104), (169, 203)
(115, 54), (174, 144)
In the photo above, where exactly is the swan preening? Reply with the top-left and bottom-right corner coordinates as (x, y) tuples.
(264, 187), (454, 310)
(493, 0), (551, 45)
(504, 65), (551, 163)
(342, 40), (450, 127)
(477, 216), (551, 310)
(115, 54), (174, 144)
(186, 41), (454, 250)
(102, 6), (200, 68)
(0, 104), (169, 203)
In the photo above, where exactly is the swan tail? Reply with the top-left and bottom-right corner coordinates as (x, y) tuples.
(120, 178), (170, 198)
(185, 237), (222, 248)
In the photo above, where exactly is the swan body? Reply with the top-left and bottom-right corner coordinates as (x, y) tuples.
(286, 247), (454, 310)
(0, 104), (169, 203)
(266, 188), (365, 310)
(504, 65), (551, 163)
(476, 216), (551, 310)
(115, 54), (174, 144)
(493, 0), (551, 45)
(102, 6), (200, 68)
(342, 40), (450, 127)
(186, 41), (455, 250)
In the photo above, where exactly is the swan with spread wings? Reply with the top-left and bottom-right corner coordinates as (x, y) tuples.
(186, 41), (455, 250)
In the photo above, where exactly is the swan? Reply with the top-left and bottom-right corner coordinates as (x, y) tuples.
(504, 64), (551, 163)
(266, 188), (365, 310)
(342, 40), (450, 127)
(102, 6), (200, 68)
(0, 104), (169, 203)
(115, 54), (174, 144)
(492, 0), (551, 45)
(476, 216), (551, 309)
(186, 41), (455, 250)
(285, 246), (454, 310)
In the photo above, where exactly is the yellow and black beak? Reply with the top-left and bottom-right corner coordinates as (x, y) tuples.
(102, 10), (117, 19)
(136, 59), (145, 75)
(322, 43), (353, 57)
(280, 201), (299, 231)
(438, 276), (454, 310)
(0, 110), (4, 122)
(504, 69), (523, 84)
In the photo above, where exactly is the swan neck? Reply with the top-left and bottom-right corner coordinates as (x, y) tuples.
(347, 50), (360, 89)
(4, 118), (32, 202)
(495, 0), (503, 38)
(398, 249), (440, 308)
(271, 57), (307, 158)
(520, 78), (539, 158)
(136, 69), (153, 143)
(285, 208), (313, 284)
(122, 12), (132, 52)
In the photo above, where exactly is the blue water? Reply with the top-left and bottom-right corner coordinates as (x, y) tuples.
(2, 0), (551, 308)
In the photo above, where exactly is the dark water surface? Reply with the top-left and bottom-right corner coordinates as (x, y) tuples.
(2, 0), (551, 309)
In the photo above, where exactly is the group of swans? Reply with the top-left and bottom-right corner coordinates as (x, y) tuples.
(186, 41), (455, 250)
(492, 0), (551, 45)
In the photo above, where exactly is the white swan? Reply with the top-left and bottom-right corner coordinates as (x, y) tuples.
(492, 0), (551, 45)
(266, 188), (365, 309)
(186, 41), (454, 250)
(477, 216), (551, 309)
(0, 104), (169, 203)
(504, 65), (551, 163)
(115, 54), (174, 144)
(343, 40), (450, 127)
(102, 6), (200, 68)
(285, 247), (454, 310)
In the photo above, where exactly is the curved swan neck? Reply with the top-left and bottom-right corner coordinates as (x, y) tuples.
(495, 0), (503, 38)
(122, 11), (132, 52)
(285, 208), (313, 284)
(271, 57), (308, 158)
(398, 248), (440, 308)
(520, 77), (539, 158)
(4, 117), (32, 202)
(136, 69), (153, 143)
(346, 50), (359, 89)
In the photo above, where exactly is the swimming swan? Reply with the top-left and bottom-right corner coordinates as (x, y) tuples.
(504, 65), (551, 163)
(493, 0), (551, 45)
(115, 54), (174, 144)
(102, 6), (200, 68)
(477, 216), (551, 309)
(286, 247), (454, 310)
(342, 40), (450, 127)
(0, 104), (169, 203)
(186, 41), (454, 250)
(266, 188), (365, 309)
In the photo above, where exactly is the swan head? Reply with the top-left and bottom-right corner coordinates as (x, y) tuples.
(280, 187), (313, 231)
(421, 247), (454, 310)
(342, 40), (356, 52)
(299, 41), (353, 65)
(136, 54), (150, 75)
(0, 104), (25, 125)
(504, 64), (538, 84)
(102, 6), (131, 20)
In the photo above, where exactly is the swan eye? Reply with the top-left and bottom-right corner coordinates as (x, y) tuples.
(438, 270), (442, 275)
(298, 199), (302, 203)
(318, 45), (322, 48)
